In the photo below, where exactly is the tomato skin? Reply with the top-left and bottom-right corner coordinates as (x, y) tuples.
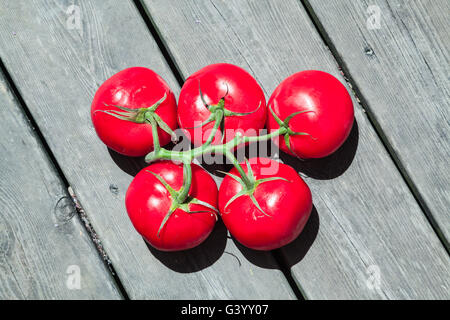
(267, 70), (354, 158)
(125, 161), (218, 251)
(218, 158), (312, 250)
(177, 63), (267, 146)
(91, 67), (177, 157)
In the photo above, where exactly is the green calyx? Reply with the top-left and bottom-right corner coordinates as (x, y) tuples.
(185, 83), (262, 143)
(146, 167), (218, 237)
(97, 93), (177, 142)
(218, 159), (290, 218)
(268, 103), (316, 154)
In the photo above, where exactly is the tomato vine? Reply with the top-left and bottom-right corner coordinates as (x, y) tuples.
(140, 89), (311, 233)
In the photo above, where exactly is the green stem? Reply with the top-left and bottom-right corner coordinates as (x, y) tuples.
(176, 161), (192, 203)
(145, 127), (287, 164)
(224, 150), (253, 189)
(141, 90), (309, 232)
(243, 127), (287, 144)
(204, 110), (224, 147)
(142, 114), (293, 223)
(147, 116), (160, 152)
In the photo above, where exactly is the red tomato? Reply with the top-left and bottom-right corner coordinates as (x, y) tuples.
(126, 161), (218, 251)
(218, 158), (312, 250)
(177, 63), (266, 146)
(91, 67), (177, 156)
(267, 70), (354, 158)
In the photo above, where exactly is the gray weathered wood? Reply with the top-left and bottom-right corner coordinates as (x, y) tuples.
(305, 0), (450, 243)
(0, 0), (295, 299)
(0, 73), (121, 299)
(141, 0), (450, 299)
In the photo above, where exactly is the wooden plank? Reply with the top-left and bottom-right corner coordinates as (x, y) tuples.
(0, 72), (121, 299)
(141, 0), (450, 299)
(0, 0), (295, 299)
(305, 0), (450, 243)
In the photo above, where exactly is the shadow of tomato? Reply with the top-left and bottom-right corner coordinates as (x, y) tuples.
(280, 120), (359, 180)
(145, 218), (227, 273)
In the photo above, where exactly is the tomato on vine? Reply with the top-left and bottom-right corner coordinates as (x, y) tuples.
(177, 63), (267, 146)
(90, 65), (355, 253)
(218, 158), (312, 251)
(91, 67), (177, 156)
(126, 161), (218, 251)
(267, 70), (354, 159)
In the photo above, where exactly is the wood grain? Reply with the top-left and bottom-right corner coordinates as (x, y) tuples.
(0, 72), (121, 299)
(141, 0), (450, 299)
(0, 0), (295, 299)
(305, 0), (450, 243)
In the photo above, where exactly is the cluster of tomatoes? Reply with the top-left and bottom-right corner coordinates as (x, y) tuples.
(91, 63), (354, 252)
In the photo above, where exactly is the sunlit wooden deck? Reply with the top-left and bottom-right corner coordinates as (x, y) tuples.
(0, 0), (448, 299)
